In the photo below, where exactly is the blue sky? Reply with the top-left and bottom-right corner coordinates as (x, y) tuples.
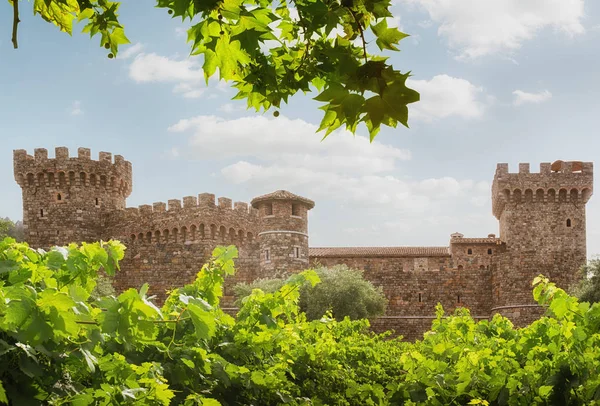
(2, 0), (600, 256)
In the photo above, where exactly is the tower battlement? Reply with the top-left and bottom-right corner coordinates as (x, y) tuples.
(13, 147), (133, 198)
(491, 161), (593, 220)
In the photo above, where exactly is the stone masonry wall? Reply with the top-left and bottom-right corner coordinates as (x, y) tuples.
(13, 147), (132, 248)
(490, 161), (593, 325)
(311, 254), (492, 340)
(105, 193), (261, 305)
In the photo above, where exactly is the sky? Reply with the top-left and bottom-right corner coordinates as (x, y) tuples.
(1, 0), (600, 256)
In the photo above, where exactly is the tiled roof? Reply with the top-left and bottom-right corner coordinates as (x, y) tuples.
(309, 246), (451, 258)
(251, 190), (315, 209)
(450, 238), (501, 244)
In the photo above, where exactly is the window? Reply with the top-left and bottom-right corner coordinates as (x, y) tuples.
(293, 247), (300, 258)
(95, 198), (99, 206)
(567, 219), (572, 227)
(487, 248), (493, 255)
(457, 294), (461, 304)
(457, 265), (463, 271)
(292, 203), (300, 216)
(265, 249), (271, 262)
(418, 293), (422, 303)
(467, 248), (473, 255)
(265, 203), (273, 216)
(56, 193), (62, 201)
(40, 209), (45, 218)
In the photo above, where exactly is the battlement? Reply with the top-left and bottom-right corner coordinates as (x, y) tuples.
(491, 161), (593, 219)
(115, 192), (260, 247)
(122, 194), (259, 218)
(13, 147), (133, 197)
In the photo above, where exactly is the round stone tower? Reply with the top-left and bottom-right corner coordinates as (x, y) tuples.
(491, 160), (593, 325)
(13, 147), (132, 248)
(250, 190), (315, 278)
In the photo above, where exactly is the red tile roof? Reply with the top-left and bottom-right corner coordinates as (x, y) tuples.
(309, 246), (451, 258)
(251, 190), (315, 209)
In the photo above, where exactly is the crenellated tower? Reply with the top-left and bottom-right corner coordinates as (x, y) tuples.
(13, 147), (132, 248)
(251, 190), (315, 278)
(491, 160), (593, 324)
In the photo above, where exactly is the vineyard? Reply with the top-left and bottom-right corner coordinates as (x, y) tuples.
(0, 238), (599, 405)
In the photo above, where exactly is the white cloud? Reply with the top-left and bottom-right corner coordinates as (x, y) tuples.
(512, 89), (553, 106)
(218, 103), (246, 113)
(129, 53), (202, 83)
(168, 115), (489, 220)
(407, 74), (488, 121)
(118, 43), (144, 59)
(128, 53), (228, 98)
(168, 115), (410, 174)
(401, 0), (585, 60)
(69, 100), (83, 116)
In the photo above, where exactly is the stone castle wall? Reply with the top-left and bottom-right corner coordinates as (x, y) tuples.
(12, 148), (594, 341)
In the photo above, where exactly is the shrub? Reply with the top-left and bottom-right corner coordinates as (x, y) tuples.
(234, 264), (387, 321)
(571, 258), (600, 304)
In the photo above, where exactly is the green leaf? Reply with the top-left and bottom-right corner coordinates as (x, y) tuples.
(539, 385), (553, 397)
(187, 303), (216, 340)
(372, 19), (409, 51)
(0, 380), (7, 404)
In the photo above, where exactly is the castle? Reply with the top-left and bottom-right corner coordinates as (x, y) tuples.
(13, 147), (594, 340)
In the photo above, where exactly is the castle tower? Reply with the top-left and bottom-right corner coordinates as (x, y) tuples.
(491, 160), (593, 324)
(13, 147), (132, 248)
(251, 190), (315, 277)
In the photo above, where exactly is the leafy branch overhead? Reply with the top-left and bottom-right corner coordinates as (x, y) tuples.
(8, 0), (419, 140)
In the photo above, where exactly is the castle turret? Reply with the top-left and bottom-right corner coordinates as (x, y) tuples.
(13, 147), (132, 247)
(490, 160), (593, 325)
(251, 190), (314, 277)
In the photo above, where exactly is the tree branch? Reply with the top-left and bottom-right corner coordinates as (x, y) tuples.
(348, 9), (367, 63)
(11, 0), (20, 49)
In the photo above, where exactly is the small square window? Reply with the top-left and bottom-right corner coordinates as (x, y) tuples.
(487, 248), (492, 255)
(467, 248), (473, 255)
(292, 204), (300, 216)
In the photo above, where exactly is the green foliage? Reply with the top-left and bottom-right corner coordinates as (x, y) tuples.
(234, 264), (387, 320)
(571, 259), (600, 304)
(11, 0), (419, 139)
(8, 0), (129, 56)
(0, 218), (23, 242)
(2, 238), (600, 405)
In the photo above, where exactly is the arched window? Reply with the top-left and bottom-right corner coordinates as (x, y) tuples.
(146, 231), (152, 243)
(90, 174), (97, 186)
(130, 234), (136, 242)
(80, 172), (86, 185)
(58, 172), (66, 186)
(229, 227), (236, 241)
(27, 173), (34, 186)
(56, 193), (62, 201)
(100, 175), (107, 187)
(163, 229), (169, 242)
(154, 230), (161, 243)
(138, 232), (144, 242)
(479, 265), (485, 270)
(181, 226), (187, 242)
(48, 173), (55, 185)
(467, 248), (473, 255)
(210, 225), (216, 240)
(200, 224), (205, 239)
(38, 173), (45, 185)
(458, 265), (463, 271)
(567, 219), (572, 227)
(172, 228), (178, 243)
(190, 225), (197, 241)
(247, 232), (253, 242)
(220, 226), (226, 242)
